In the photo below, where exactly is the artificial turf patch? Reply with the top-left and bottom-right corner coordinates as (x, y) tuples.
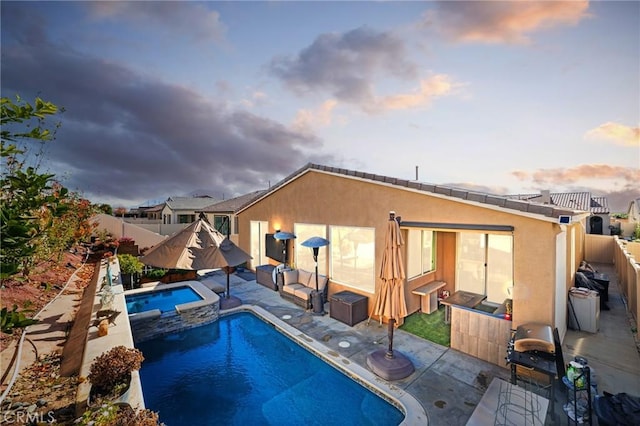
(400, 306), (451, 347)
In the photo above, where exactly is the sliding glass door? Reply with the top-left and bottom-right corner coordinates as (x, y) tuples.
(456, 232), (513, 304)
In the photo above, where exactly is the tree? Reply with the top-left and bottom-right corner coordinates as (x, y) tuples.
(1, 96), (67, 279)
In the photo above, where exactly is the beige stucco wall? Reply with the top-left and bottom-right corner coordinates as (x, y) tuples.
(237, 170), (579, 331)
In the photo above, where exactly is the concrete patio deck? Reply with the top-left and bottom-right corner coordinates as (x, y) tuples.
(218, 262), (639, 425)
(2, 261), (637, 425)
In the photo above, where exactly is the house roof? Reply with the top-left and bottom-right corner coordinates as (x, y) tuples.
(136, 203), (164, 213)
(165, 196), (218, 211)
(199, 190), (266, 213)
(507, 191), (610, 214)
(237, 163), (586, 221)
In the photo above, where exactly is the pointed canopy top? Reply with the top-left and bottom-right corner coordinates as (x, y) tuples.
(140, 218), (251, 270)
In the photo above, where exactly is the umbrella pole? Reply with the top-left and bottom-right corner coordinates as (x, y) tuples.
(386, 318), (395, 358)
(226, 271), (230, 299)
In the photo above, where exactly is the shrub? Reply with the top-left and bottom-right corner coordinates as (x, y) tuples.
(117, 254), (144, 274)
(78, 401), (163, 426)
(88, 346), (144, 396)
(143, 268), (166, 280)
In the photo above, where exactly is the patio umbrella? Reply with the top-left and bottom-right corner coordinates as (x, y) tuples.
(141, 215), (252, 309)
(366, 211), (415, 381)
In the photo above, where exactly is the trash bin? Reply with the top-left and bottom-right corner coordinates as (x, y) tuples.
(568, 288), (600, 333)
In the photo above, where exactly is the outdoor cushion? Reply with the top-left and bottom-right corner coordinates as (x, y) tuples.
(282, 283), (305, 296)
(298, 270), (313, 286)
(283, 270), (299, 286)
(293, 286), (314, 300)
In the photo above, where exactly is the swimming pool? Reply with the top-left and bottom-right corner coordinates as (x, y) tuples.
(126, 285), (202, 314)
(137, 311), (406, 425)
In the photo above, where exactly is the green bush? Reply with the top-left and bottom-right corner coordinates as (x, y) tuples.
(117, 254), (143, 274)
(143, 268), (166, 280)
(1, 305), (39, 334)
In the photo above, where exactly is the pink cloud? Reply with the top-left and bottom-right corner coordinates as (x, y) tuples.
(585, 122), (640, 147)
(430, 0), (591, 44)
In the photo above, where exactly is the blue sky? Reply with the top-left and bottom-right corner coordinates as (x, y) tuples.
(1, 1), (638, 211)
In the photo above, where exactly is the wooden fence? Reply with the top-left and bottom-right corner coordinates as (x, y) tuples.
(585, 234), (640, 322)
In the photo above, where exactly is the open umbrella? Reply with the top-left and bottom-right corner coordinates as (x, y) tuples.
(141, 214), (252, 309)
(366, 211), (415, 381)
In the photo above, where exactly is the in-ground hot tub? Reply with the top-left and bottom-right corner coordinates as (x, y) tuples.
(126, 285), (203, 314)
(125, 281), (220, 343)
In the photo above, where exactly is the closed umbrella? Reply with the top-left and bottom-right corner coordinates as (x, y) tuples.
(141, 214), (252, 309)
(366, 211), (414, 381)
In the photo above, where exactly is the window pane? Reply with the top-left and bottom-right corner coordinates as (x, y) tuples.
(407, 229), (435, 278)
(486, 234), (513, 304)
(422, 230), (434, 273)
(457, 233), (485, 294)
(214, 215), (229, 235)
(330, 226), (375, 292)
(294, 224), (327, 274)
(407, 229), (423, 279)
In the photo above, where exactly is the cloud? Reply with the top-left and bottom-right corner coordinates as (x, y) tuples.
(292, 99), (339, 132)
(270, 26), (417, 104)
(1, 6), (334, 206)
(511, 164), (640, 186)
(87, 1), (226, 44)
(367, 74), (462, 113)
(429, 0), (591, 44)
(585, 122), (640, 147)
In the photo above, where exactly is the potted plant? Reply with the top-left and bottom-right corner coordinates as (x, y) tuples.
(117, 254), (144, 289)
(88, 345), (144, 403)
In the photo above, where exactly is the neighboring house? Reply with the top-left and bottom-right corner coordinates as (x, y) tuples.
(198, 190), (266, 236)
(161, 196), (217, 225)
(236, 163), (589, 366)
(507, 190), (611, 235)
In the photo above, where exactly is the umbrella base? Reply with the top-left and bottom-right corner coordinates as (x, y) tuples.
(220, 295), (242, 310)
(366, 349), (415, 381)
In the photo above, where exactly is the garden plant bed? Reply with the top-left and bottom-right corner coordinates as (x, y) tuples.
(0, 248), (94, 424)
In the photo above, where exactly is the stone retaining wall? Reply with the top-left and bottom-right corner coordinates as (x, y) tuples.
(130, 303), (219, 343)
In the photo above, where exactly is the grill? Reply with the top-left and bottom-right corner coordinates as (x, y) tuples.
(513, 323), (555, 354)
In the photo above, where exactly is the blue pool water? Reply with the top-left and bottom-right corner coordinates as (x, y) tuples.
(125, 286), (202, 314)
(137, 312), (405, 425)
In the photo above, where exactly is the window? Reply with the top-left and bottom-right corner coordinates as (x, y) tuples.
(456, 232), (513, 304)
(214, 215), (230, 235)
(330, 226), (375, 293)
(294, 223), (327, 274)
(407, 229), (435, 278)
(178, 214), (195, 224)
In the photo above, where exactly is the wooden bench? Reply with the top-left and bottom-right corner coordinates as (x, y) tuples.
(412, 281), (446, 314)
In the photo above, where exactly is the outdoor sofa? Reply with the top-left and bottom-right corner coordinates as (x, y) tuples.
(279, 269), (328, 309)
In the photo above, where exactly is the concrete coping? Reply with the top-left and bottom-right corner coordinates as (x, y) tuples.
(128, 309), (161, 322)
(221, 305), (428, 425)
(76, 265), (144, 415)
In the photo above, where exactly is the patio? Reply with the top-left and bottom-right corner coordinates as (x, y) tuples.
(215, 262), (639, 425)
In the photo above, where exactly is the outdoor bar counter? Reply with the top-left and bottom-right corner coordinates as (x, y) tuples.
(442, 291), (512, 368)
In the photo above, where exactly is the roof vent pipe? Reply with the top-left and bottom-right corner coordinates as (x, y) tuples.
(415, 166), (419, 181)
(541, 190), (551, 204)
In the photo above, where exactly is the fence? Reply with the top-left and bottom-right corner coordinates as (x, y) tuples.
(586, 234), (640, 322)
(613, 239), (640, 323)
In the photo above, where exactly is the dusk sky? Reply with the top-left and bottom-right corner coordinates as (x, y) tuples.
(1, 1), (638, 211)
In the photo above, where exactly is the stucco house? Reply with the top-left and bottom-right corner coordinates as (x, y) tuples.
(160, 196), (217, 225)
(198, 190), (266, 237)
(508, 190), (611, 235)
(235, 163), (590, 366)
